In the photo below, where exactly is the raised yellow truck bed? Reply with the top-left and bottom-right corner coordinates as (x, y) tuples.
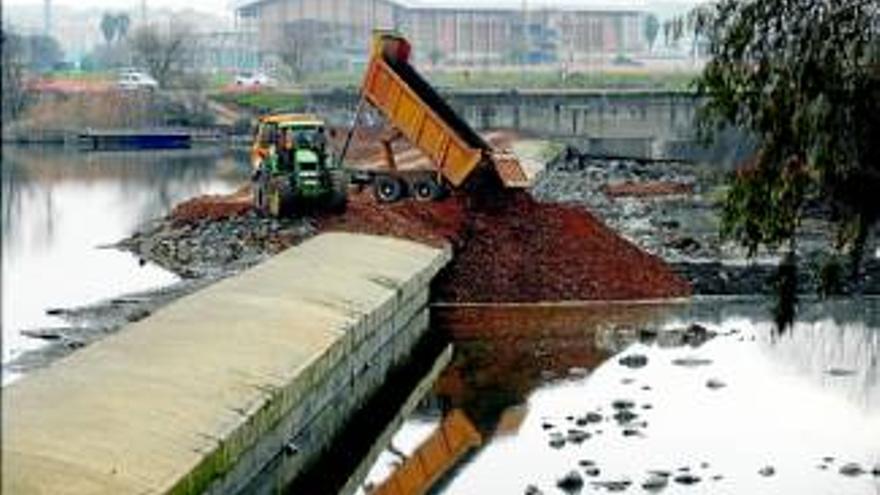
(359, 33), (529, 192)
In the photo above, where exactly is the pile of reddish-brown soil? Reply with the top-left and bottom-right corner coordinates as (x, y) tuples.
(319, 189), (467, 248)
(602, 180), (694, 198)
(321, 188), (690, 302)
(170, 185), (253, 225)
(165, 169), (690, 302)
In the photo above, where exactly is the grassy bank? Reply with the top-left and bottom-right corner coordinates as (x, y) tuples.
(210, 91), (305, 114)
(298, 68), (698, 91)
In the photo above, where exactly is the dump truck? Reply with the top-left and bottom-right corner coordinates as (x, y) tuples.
(250, 32), (528, 216)
(250, 113), (347, 216)
(342, 32), (529, 202)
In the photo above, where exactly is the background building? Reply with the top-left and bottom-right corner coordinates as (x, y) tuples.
(233, 0), (649, 71)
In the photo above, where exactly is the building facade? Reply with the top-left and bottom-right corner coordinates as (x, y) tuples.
(233, 0), (648, 70)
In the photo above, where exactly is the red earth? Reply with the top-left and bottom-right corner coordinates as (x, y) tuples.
(169, 174), (690, 302)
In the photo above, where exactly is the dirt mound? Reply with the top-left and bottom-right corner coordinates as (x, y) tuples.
(170, 185), (253, 225)
(319, 190), (467, 248)
(321, 189), (690, 302)
(165, 177), (690, 302)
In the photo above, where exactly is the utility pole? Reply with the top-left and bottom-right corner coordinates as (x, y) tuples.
(140, 0), (148, 25)
(42, 0), (51, 37)
(520, 0), (528, 68)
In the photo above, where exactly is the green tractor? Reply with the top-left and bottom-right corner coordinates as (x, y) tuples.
(251, 113), (348, 217)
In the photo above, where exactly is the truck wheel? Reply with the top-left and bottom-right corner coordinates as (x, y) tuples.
(412, 177), (444, 201)
(374, 176), (404, 203)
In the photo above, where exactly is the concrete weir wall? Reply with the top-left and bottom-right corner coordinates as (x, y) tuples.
(2, 233), (451, 495)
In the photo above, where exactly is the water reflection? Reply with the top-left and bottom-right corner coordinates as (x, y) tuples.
(362, 299), (880, 495)
(1, 145), (249, 370)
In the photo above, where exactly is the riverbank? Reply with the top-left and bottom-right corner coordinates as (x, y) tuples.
(4, 149), (692, 375)
(11, 143), (878, 378)
(533, 147), (880, 295)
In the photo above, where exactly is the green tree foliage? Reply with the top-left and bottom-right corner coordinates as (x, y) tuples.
(691, 0), (879, 322)
(2, 29), (28, 119)
(23, 34), (63, 72)
(100, 12), (117, 44)
(101, 12), (132, 45)
(644, 14), (660, 51)
(116, 14), (131, 40)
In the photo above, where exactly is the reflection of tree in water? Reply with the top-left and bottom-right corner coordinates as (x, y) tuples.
(425, 304), (674, 436)
(1, 146), (250, 252)
(654, 298), (880, 412)
(770, 311), (880, 412)
(1, 154), (53, 256)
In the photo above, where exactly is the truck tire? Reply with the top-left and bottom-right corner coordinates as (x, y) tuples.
(267, 178), (295, 217)
(412, 177), (444, 201)
(374, 175), (405, 203)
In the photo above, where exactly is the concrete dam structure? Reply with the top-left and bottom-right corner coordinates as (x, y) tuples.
(309, 88), (752, 166)
(2, 233), (451, 494)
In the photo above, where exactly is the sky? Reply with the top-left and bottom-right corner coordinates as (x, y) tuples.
(5, 0), (697, 15)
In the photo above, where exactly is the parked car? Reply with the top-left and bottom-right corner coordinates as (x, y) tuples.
(116, 70), (159, 91)
(234, 71), (275, 87)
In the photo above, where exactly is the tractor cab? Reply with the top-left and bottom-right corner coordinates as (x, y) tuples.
(251, 113), (347, 216)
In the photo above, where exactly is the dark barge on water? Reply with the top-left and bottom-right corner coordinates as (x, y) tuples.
(78, 129), (192, 150)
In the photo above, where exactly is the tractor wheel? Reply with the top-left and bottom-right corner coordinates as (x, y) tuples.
(327, 170), (349, 213)
(267, 179), (295, 217)
(412, 177), (445, 202)
(374, 175), (405, 203)
(252, 169), (270, 215)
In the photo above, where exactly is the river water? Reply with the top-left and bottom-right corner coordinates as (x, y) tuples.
(1, 145), (249, 383)
(359, 300), (880, 495)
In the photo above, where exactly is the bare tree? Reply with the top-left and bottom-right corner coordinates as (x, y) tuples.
(129, 22), (192, 88)
(277, 20), (322, 82)
(2, 29), (28, 120)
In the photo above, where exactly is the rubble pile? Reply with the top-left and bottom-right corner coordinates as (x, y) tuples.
(322, 188), (690, 302)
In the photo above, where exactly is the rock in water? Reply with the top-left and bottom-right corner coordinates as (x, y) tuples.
(618, 354), (648, 368)
(642, 474), (668, 492)
(583, 466), (601, 477)
(674, 474), (701, 485)
(758, 466), (776, 477)
(706, 378), (727, 390)
(613, 410), (639, 424)
(524, 484), (543, 495)
(557, 471), (584, 493)
(839, 463), (865, 477)
(671, 357), (713, 367)
(548, 436), (566, 449)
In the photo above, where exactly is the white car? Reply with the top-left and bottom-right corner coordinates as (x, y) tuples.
(235, 71), (275, 87)
(117, 71), (159, 91)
